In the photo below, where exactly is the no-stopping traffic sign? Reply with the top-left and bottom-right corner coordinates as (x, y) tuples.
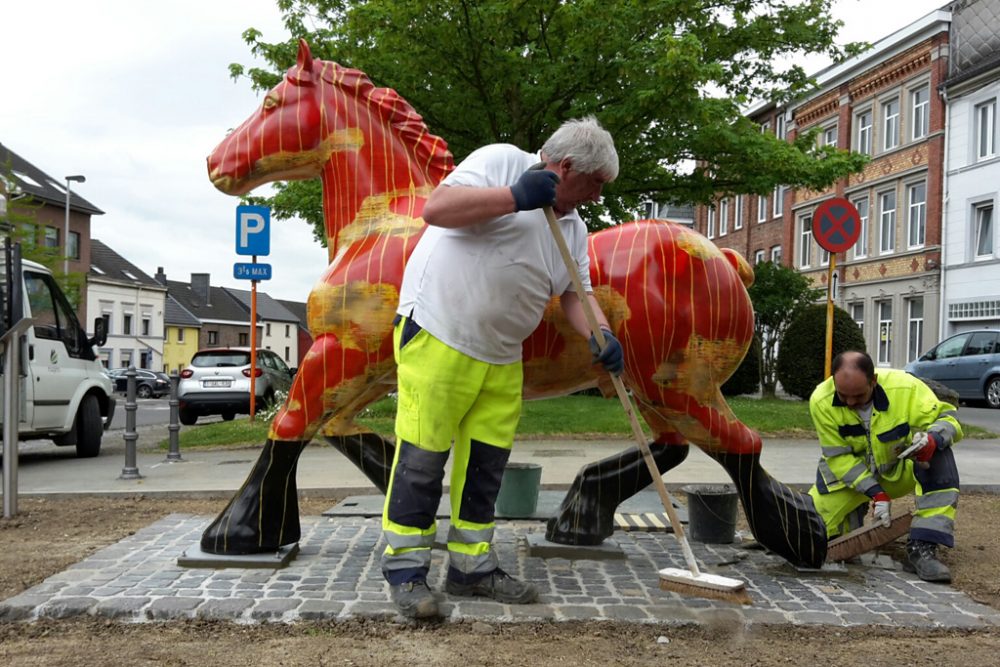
(812, 198), (861, 254)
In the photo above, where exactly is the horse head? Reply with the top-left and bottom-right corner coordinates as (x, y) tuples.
(207, 39), (453, 260)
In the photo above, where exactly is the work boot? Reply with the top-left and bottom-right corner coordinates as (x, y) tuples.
(389, 581), (440, 619)
(903, 539), (952, 583)
(446, 568), (538, 604)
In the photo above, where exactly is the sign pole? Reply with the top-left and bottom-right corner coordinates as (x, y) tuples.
(250, 256), (258, 422)
(824, 254), (837, 379)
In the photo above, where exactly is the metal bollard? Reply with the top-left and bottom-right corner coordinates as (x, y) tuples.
(119, 366), (143, 480)
(164, 370), (184, 462)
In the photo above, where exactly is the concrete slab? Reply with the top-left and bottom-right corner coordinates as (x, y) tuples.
(323, 489), (688, 523)
(524, 533), (626, 560)
(177, 543), (300, 569)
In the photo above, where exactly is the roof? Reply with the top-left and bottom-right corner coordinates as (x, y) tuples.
(166, 279), (252, 324)
(89, 239), (164, 288)
(276, 299), (309, 329)
(164, 294), (202, 328)
(223, 287), (301, 323)
(0, 143), (103, 215)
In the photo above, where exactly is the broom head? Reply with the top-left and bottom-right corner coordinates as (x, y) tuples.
(659, 567), (752, 605)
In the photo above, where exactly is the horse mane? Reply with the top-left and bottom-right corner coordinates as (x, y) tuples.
(320, 61), (454, 187)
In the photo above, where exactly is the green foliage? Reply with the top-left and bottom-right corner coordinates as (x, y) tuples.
(748, 261), (820, 397)
(722, 334), (761, 396)
(776, 303), (867, 400)
(229, 0), (869, 241)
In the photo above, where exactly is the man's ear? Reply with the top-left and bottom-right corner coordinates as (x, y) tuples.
(558, 158), (573, 178)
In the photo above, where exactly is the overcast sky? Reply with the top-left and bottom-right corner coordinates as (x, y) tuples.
(0, 0), (948, 302)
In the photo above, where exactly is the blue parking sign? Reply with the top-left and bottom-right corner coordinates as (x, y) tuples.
(235, 205), (270, 256)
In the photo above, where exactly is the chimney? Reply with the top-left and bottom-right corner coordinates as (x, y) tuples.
(191, 273), (211, 305)
(154, 266), (167, 285)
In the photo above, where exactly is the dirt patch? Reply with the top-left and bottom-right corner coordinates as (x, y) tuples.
(1, 493), (999, 666)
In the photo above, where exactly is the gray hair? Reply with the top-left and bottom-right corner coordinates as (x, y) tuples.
(541, 116), (619, 181)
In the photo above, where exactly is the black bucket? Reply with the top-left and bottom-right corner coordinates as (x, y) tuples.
(682, 484), (738, 544)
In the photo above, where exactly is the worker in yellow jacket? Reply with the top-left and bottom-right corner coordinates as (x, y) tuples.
(808, 351), (962, 582)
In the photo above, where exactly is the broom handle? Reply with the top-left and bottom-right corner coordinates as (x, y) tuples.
(542, 205), (702, 578)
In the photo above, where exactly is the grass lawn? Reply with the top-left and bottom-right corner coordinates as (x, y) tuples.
(167, 393), (996, 449)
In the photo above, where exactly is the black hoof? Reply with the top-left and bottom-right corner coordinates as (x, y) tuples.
(200, 440), (307, 554)
(714, 451), (827, 568)
(545, 442), (689, 545)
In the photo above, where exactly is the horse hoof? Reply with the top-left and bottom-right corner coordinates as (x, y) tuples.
(544, 441), (689, 546)
(714, 452), (828, 568)
(200, 440), (308, 554)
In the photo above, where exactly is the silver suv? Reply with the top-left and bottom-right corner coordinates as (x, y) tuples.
(177, 348), (295, 425)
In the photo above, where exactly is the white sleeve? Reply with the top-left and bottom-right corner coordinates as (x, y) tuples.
(441, 144), (526, 189)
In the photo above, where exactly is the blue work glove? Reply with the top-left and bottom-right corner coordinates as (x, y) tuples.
(510, 168), (559, 211)
(589, 328), (624, 376)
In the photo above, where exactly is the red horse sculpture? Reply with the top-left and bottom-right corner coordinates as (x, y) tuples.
(203, 40), (826, 567)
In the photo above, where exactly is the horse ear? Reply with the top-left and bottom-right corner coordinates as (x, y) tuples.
(290, 38), (315, 86)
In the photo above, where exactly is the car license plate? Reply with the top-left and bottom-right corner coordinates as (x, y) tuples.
(204, 379), (231, 388)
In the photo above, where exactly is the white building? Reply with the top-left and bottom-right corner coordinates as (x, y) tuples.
(941, 0), (1000, 336)
(87, 239), (167, 369)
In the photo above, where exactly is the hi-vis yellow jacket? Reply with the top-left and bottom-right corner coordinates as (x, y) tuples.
(809, 368), (962, 496)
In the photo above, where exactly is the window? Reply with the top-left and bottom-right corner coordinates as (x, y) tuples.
(140, 351), (151, 369)
(101, 313), (111, 335)
(855, 110), (872, 155)
(177, 328), (185, 343)
(776, 114), (786, 140)
(23, 270), (85, 358)
(43, 226), (59, 248)
(976, 99), (996, 160)
(907, 182), (926, 248)
(760, 121), (770, 134)
(911, 87), (929, 140)
(123, 313), (133, 336)
(285, 346), (291, 361)
(907, 298), (924, 363)
(141, 317), (151, 336)
(754, 249), (765, 264)
(719, 198), (729, 236)
(239, 332), (249, 346)
(734, 195), (744, 230)
(820, 247), (830, 266)
(879, 190), (896, 254)
(877, 300), (893, 365)
(68, 231), (80, 260)
(771, 245), (782, 263)
(265, 323), (272, 336)
(966, 331), (999, 356)
(975, 203), (994, 258)
(285, 325), (291, 337)
(852, 197), (869, 259)
(208, 330), (218, 345)
(121, 351), (132, 368)
(882, 98), (900, 150)
(757, 195), (768, 223)
(799, 215), (813, 268)
(850, 302), (864, 335)
(822, 125), (838, 148)
(707, 206), (716, 239)
(773, 186), (784, 217)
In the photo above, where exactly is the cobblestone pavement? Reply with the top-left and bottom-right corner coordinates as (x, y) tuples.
(3, 514), (1000, 628)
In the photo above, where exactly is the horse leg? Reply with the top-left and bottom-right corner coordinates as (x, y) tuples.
(656, 389), (828, 568)
(545, 420), (690, 546)
(200, 332), (381, 554)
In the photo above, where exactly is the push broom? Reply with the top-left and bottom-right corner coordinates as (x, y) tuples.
(540, 190), (750, 605)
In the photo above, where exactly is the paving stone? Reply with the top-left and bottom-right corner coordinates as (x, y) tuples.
(251, 598), (302, 620)
(145, 597), (205, 620)
(198, 598), (255, 620)
(603, 604), (651, 621)
(94, 597), (150, 619)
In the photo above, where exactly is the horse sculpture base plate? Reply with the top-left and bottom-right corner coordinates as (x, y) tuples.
(523, 533), (626, 561)
(177, 543), (300, 569)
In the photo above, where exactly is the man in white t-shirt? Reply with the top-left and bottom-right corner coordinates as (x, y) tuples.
(382, 117), (623, 618)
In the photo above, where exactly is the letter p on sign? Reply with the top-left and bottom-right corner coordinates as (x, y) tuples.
(235, 205), (271, 256)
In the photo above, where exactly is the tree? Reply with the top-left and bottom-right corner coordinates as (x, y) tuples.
(776, 303), (866, 400)
(231, 0), (869, 242)
(747, 261), (819, 398)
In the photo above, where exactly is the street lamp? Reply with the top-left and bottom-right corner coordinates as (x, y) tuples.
(64, 174), (85, 274)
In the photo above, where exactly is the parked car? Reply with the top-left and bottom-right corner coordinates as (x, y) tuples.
(108, 368), (171, 398)
(905, 329), (1000, 409)
(177, 347), (295, 425)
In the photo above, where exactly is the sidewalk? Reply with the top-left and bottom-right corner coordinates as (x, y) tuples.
(10, 425), (1000, 496)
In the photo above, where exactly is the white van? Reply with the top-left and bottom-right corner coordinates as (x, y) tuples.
(1, 257), (115, 457)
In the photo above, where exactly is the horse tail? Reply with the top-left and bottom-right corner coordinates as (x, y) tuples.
(720, 248), (754, 288)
